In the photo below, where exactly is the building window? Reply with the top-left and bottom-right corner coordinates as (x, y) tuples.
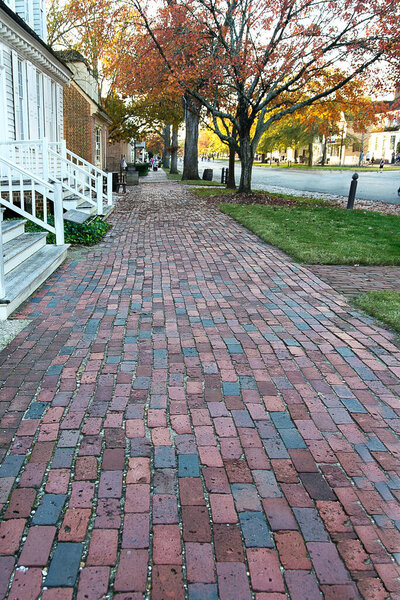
(95, 128), (101, 166)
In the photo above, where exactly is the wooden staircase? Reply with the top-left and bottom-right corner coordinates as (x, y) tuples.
(0, 218), (69, 320)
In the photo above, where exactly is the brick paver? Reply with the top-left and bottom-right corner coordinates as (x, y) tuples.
(307, 264), (400, 297)
(0, 180), (399, 599)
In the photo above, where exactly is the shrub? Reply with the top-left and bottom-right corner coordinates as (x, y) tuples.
(134, 162), (150, 176)
(63, 217), (111, 245)
(22, 215), (111, 245)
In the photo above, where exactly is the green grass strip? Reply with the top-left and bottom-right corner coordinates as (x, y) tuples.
(220, 203), (400, 265)
(354, 291), (400, 334)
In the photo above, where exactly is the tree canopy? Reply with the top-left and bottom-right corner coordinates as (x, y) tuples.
(132, 0), (400, 191)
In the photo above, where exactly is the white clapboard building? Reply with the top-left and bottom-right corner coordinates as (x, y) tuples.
(0, 0), (113, 319)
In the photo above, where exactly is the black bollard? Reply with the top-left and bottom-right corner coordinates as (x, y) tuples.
(221, 168), (229, 184)
(347, 172), (359, 209)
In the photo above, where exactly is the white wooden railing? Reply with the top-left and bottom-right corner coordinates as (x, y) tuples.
(0, 139), (113, 215)
(49, 141), (112, 211)
(0, 155), (64, 245)
(48, 147), (99, 213)
(0, 140), (44, 175)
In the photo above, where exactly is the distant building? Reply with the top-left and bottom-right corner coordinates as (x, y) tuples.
(364, 95), (400, 163)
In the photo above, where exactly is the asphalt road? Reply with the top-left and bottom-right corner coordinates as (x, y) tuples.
(201, 159), (400, 205)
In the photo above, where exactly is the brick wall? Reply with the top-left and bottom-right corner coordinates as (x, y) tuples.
(63, 84), (92, 162)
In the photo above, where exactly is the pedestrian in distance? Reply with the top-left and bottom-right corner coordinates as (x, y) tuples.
(378, 158), (384, 172)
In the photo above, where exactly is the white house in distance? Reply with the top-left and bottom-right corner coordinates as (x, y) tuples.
(0, 0), (113, 319)
(364, 96), (400, 163)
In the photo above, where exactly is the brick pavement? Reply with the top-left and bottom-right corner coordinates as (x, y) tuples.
(307, 265), (400, 298)
(0, 180), (400, 599)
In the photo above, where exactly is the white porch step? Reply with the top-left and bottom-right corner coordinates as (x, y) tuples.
(3, 232), (47, 274)
(2, 219), (26, 243)
(0, 244), (69, 320)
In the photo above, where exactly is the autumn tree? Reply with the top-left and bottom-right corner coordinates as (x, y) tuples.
(47, 0), (137, 102)
(131, 2), (226, 180)
(133, 0), (400, 193)
(258, 83), (380, 166)
(111, 32), (184, 172)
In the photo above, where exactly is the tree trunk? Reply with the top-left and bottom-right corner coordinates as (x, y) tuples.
(238, 135), (253, 193)
(182, 94), (200, 180)
(321, 136), (327, 166)
(227, 141), (236, 189)
(162, 125), (171, 169)
(308, 142), (313, 167)
(170, 124), (179, 174)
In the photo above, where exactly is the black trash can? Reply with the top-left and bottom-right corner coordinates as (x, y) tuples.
(112, 172), (119, 192)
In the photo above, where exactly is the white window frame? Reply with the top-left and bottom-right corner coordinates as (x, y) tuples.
(3, 0), (15, 10)
(14, 57), (28, 141)
(36, 70), (44, 138)
(95, 127), (102, 167)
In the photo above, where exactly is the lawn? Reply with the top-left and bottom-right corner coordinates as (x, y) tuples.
(218, 200), (400, 265)
(192, 186), (400, 332)
(354, 291), (400, 334)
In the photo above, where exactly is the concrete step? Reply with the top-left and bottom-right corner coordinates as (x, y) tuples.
(63, 193), (97, 213)
(2, 219), (26, 243)
(0, 244), (69, 320)
(76, 201), (97, 215)
(62, 195), (78, 210)
(102, 204), (114, 219)
(63, 209), (91, 224)
(3, 232), (47, 274)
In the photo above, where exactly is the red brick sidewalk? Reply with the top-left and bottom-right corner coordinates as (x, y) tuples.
(0, 181), (399, 599)
(307, 265), (400, 297)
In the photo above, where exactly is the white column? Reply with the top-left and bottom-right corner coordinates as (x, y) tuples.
(42, 136), (49, 180)
(0, 208), (6, 298)
(96, 174), (103, 215)
(107, 172), (113, 206)
(53, 181), (64, 245)
(60, 139), (67, 181)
